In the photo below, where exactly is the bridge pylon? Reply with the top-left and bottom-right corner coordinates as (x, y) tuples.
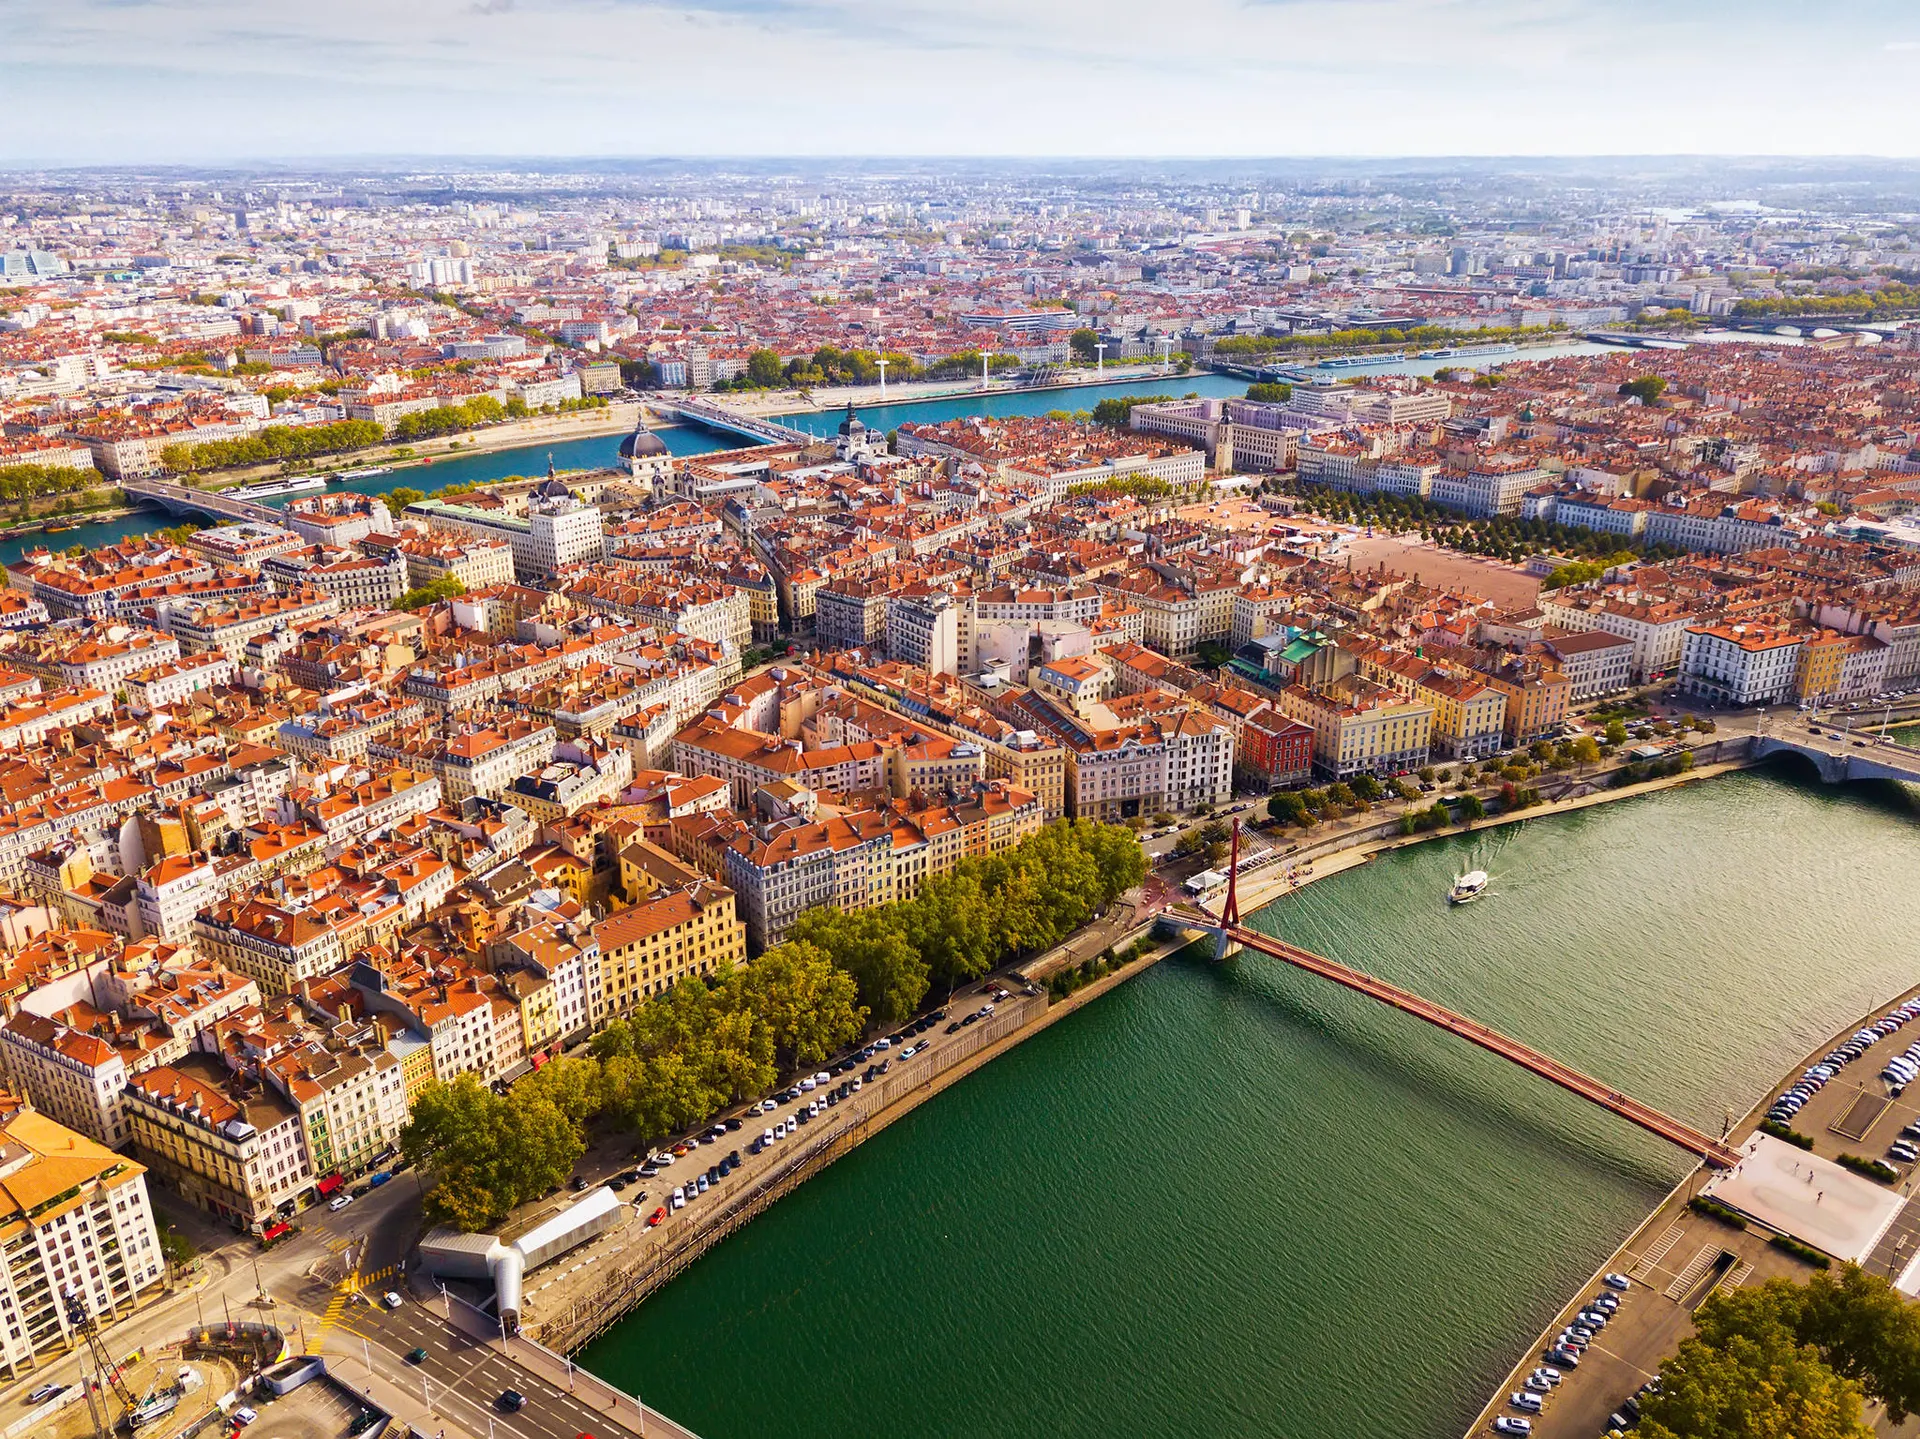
(1213, 819), (1242, 961)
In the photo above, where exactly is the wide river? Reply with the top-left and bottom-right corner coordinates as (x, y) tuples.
(0, 341), (1617, 567)
(578, 767), (1920, 1439)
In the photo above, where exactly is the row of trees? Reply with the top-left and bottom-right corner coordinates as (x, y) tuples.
(1065, 475), (1175, 501)
(160, 419), (385, 474)
(1639, 1267), (1920, 1438)
(783, 820), (1147, 1024)
(402, 820), (1145, 1227)
(1543, 555), (1638, 590)
(390, 396), (508, 442)
(403, 941), (867, 1229)
(0, 461), (107, 503)
(1296, 485), (1686, 568)
(393, 575), (467, 611)
(1731, 283), (1920, 319)
(1214, 322), (1555, 356)
(1090, 394), (1175, 427)
(382, 481), (481, 513)
(718, 344), (1019, 393)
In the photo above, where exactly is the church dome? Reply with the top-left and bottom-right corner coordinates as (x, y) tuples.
(619, 426), (669, 460)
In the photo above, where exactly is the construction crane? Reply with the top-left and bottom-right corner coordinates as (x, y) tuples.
(63, 1286), (136, 1417)
(62, 1286), (180, 1431)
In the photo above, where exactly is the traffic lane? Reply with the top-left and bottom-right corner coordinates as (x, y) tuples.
(349, 1302), (615, 1439)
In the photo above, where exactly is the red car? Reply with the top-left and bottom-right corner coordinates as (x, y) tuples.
(646, 1206), (666, 1227)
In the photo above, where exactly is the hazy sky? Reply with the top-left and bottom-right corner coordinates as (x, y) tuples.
(10, 0), (1920, 162)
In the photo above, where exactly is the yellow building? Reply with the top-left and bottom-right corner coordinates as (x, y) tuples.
(1415, 669), (1507, 761)
(592, 879), (745, 1014)
(502, 970), (560, 1053)
(1277, 676), (1434, 779)
(1796, 630), (1848, 702)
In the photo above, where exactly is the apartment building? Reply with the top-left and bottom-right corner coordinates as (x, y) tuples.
(593, 878), (744, 1010)
(122, 1056), (313, 1232)
(1414, 668), (1507, 760)
(372, 719), (557, 803)
(193, 901), (345, 995)
(722, 810), (895, 952)
(1543, 631), (1634, 703)
(1535, 592), (1698, 683)
(1680, 622), (1805, 706)
(409, 493), (604, 581)
(0, 1094), (165, 1380)
(259, 1039), (407, 1184)
(1474, 656), (1572, 745)
(1274, 676), (1434, 779)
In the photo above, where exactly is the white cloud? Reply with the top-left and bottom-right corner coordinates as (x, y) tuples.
(2, 0), (1919, 160)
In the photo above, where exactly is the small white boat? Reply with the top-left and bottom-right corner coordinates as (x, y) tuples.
(1447, 870), (1490, 905)
(335, 465), (392, 480)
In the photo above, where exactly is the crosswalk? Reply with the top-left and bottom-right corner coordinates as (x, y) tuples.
(313, 1287), (357, 1344)
(310, 1259), (401, 1344)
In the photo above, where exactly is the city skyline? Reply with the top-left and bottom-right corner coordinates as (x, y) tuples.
(13, 0), (1920, 163)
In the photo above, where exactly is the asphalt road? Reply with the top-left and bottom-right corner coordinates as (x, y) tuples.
(334, 1295), (625, 1439)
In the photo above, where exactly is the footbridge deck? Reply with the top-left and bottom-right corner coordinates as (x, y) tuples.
(1166, 901), (1742, 1169)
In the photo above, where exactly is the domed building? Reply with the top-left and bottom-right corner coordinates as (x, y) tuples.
(834, 402), (885, 463)
(619, 421), (674, 492)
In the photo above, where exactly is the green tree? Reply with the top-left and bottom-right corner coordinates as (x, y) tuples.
(786, 908), (928, 1025)
(1069, 328), (1101, 363)
(394, 575), (467, 610)
(740, 940), (867, 1068)
(1640, 1322), (1870, 1439)
(386, 486), (425, 511)
(1605, 719), (1629, 747)
(1268, 792), (1312, 827)
(1620, 375), (1669, 404)
(1244, 382), (1292, 403)
(400, 1073), (584, 1231)
(745, 348), (786, 388)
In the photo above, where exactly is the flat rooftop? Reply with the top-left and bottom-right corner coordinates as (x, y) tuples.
(1701, 1132), (1908, 1265)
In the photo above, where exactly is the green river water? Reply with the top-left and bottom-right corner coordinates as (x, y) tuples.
(580, 767), (1920, 1439)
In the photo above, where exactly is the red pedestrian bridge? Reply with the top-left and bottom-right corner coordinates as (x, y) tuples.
(1163, 826), (1741, 1170)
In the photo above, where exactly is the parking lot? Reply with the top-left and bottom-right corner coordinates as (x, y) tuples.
(1468, 981), (1920, 1439)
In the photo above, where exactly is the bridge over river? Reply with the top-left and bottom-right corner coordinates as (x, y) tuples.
(120, 477), (290, 525)
(1752, 716), (1920, 786)
(1165, 825), (1744, 1171)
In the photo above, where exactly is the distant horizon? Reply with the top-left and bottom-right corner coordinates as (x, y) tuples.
(13, 0), (1920, 165)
